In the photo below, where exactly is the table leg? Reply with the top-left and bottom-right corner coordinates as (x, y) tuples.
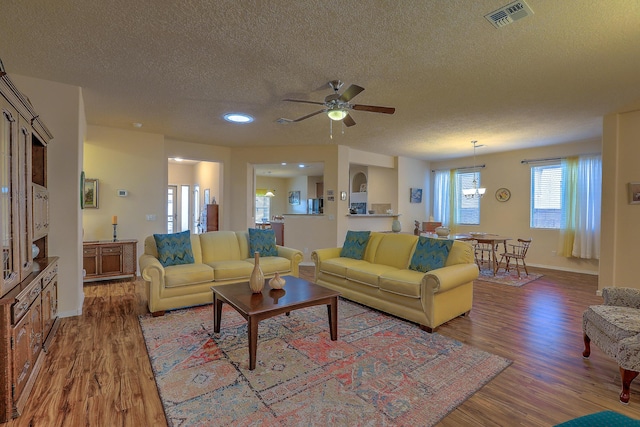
(492, 245), (498, 276)
(248, 316), (258, 370)
(213, 294), (223, 333)
(327, 296), (338, 341)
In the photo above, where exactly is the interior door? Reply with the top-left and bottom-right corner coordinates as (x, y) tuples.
(167, 185), (177, 233)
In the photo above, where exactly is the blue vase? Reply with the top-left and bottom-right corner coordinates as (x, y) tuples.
(392, 220), (401, 233)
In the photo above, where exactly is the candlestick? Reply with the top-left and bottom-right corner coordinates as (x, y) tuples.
(113, 224), (118, 241)
(112, 215), (118, 225)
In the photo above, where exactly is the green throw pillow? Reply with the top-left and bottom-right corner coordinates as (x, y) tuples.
(340, 230), (371, 260)
(153, 230), (195, 267)
(409, 236), (453, 273)
(249, 228), (278, 256)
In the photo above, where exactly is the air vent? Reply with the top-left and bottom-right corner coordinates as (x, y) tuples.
(485, 0), (534, 28)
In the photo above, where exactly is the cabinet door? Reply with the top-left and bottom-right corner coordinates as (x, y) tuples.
(17, 118), (33, 281)
(12, 311), (32, 400)
(83, 246), (98, 278)
(99, 245), (123, 275)
(29, 296), (42, 360)
(0, 100), (20, 295)
(42, 278), (57, 340)
(32, 184), (49, 241)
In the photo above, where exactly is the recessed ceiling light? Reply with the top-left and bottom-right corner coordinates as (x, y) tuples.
(132, 122), (143, 128)
(298, 164), (305, 168)
(223, 113), (254, 123)
(281, 162), (287, 166)
(174, 157), (183, 162)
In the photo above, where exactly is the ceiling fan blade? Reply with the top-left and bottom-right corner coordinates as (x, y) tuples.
(351, 104), (396, 114)
(339, 84), (365, 102)
(343, 114), (356, 127)
(282, 98), (325, 106)
(276, 109), (325, 124)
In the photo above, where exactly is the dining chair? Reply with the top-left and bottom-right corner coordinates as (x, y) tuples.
(474, 241), (497, 270)
(498, 238), (532, 277)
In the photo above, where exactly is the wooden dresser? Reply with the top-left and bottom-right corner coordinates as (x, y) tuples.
(83, 239), (138, 283)
(0, 59), (58, 422)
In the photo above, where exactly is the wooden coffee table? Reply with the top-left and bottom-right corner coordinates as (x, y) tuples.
(211, 276), (340, 370)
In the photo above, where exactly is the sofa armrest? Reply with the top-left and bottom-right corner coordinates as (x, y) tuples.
(422, 263), (479, 294)
(276, 245), (304, 277)
(311, 248), (343, 265)
(603, 287), (640, 308)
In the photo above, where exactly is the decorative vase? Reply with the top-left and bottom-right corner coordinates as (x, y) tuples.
(391, 219), (401, 233)
(435, 226), (450, 238)
(269, 272), (286, 289)
(249, 251), (265, 293)
(32, 243), (40, 259)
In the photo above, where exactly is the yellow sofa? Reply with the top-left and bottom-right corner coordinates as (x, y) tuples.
(312, 232), (478, 332)
(139, 230), (303, 315)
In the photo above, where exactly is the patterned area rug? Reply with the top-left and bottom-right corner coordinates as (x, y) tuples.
(476, 269), (543, 287)
(139, 300), (512, 426)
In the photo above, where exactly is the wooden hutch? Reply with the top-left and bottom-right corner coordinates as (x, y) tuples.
(0, 59), (59, 422)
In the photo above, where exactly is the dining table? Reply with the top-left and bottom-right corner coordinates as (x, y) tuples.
(452, 233), (512, 276)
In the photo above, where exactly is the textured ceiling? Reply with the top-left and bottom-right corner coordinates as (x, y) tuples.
(1, 0), (639, 160)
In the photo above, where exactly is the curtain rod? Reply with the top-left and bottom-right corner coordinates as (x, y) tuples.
(431, 164), (485, 173)
(521, 152), (600, 164)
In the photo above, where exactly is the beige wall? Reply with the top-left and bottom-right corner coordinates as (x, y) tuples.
(397, 156), (431, 233)
(601, 108), (640, 289)
(12, 75), (85, 317)
(84, 126), (166, 263)
(431, 139), (602, 274)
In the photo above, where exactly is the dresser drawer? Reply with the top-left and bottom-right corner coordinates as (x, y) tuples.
(12, 279), (42, 324)
(100, 246), (122, 255)
(42, 261), (58, 287)
(83, 247), (97, 256)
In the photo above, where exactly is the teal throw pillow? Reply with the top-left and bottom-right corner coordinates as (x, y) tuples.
(153, 230), (195, 267)
(340, 230), (371, 260)
(409, 236), (453, 273)
(249, 228), (278, 256)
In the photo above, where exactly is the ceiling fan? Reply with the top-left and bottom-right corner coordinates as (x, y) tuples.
(276, 80), (395, 128)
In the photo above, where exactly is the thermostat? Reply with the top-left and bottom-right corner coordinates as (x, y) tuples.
(117, 189), (128, 197)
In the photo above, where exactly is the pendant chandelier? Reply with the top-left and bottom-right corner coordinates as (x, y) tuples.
(462, 140), (486, 199)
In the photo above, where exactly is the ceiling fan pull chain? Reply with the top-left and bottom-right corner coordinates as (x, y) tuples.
(341, 119), (345, 135)
(330, 119), (333, 139)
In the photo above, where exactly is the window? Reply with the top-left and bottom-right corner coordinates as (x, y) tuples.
(255, 196), (270, 224)
(456, 171), (480, 225)
(530, 163), (562, 229)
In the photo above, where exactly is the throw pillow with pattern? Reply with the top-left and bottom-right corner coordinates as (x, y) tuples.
(340, 230), (371, 260)
(249, 228), (278, 256)
(409, 236), (453, 273)
(153, 230), (195, 267)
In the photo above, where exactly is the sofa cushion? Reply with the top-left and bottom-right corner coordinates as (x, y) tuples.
(320, 257), (370, 278)
(340, 230), (371, 260)
(409, 237), (453, 273)
(379, 269), (425, 298)
(153, 230), (195, 267)
(207, 260), (254, 281)
(164, 263), (214, 288)
(200, 231), (243, 263)
(346, 263), (398, 288)
(373, 233), (418, 269)
(248, 255), (291, 275)
(584, 305), (640, 341)
(248, 228), (278, 256)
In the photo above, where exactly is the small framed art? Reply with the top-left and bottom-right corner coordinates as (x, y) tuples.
(288, 190), (300, 205)
(83, 178), (99, 209)
(410, 188), (423, 203)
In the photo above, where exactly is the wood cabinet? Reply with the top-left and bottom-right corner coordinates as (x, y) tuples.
(83, 240), (138, 282)
(202, 204), (219, 231)
(0, 61), (57, 423)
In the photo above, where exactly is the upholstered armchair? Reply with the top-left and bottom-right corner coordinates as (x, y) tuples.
(583, 287), (640, 404)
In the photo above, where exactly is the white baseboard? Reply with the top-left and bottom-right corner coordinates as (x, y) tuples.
(58, 292), (84, 318)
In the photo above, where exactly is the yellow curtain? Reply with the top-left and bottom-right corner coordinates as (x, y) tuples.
(558, 157), (578, 257)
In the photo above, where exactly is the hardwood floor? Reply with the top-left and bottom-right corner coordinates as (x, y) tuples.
(5, 267), (640, 426)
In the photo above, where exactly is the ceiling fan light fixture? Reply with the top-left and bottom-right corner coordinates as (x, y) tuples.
(265, 190), (275, 197)
(327, 109), (347, 121)
(223, 112), (254, 123)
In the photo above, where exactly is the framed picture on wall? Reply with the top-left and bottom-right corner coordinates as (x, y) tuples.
(288, 190), (300, 205)
(629, 182), (640, 204)
(204, 189), (210, 205)
(410, 187), (423, 203)
(83, 178), (99, 209)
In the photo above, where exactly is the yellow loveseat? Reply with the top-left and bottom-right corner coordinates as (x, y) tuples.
(312, 232), (478, 332)
(139, 230), (303, 315)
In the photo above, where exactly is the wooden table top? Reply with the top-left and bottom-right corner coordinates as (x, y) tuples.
(211, 277), (340, 316)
